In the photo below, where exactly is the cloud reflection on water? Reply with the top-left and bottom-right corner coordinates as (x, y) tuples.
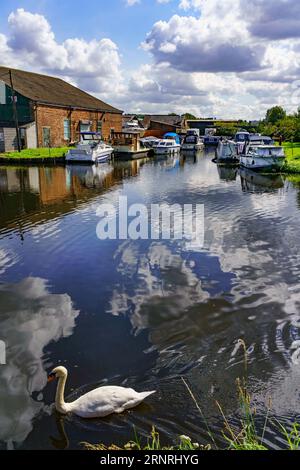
(0, 277), (79, 449)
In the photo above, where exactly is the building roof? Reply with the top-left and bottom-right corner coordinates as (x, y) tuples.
(142, 114), (182, 127)
(150, 119), (179, 128)
(0, 66), (122, 114)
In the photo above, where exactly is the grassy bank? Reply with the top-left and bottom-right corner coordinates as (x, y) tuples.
(83, 429), (206, 451)
(0, 147), (71, 162)
(282, 142), (300, 173)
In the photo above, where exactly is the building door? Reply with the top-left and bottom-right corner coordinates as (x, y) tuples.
(42, 127), (51, 147)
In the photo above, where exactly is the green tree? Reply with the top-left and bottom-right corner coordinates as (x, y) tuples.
(182, 113), (197, 120)
(265, 106), (286, 124)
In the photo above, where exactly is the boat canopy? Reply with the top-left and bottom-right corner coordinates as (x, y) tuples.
(163, 133), (180, 144)
(221, 142), (237, 156)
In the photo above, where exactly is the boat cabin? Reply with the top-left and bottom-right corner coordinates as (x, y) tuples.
(235, 131), (250, 142)
(158, 139), (178, 148)
(187, 129), (200, 137)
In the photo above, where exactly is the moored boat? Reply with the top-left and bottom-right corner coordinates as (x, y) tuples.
(204, 135), (221, 147)
(66, 132), (114, 164)
(154, 139), (181, 155)
(235, 131), (274, 154)
(111, 132), (149, 160)
(240, 144), (285, 172)
(215, 139), (239, 164)
(181, 129), (204, 151)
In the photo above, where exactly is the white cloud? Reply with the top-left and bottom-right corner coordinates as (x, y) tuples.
(125, 0), (140, 6)
(0, 4), (299, 119)
(0, 8), (124, 95)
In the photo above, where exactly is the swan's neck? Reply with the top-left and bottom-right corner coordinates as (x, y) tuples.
(55, 375), (69, 414)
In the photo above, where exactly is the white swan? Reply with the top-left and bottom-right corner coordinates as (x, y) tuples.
(48, 366), (155, 419)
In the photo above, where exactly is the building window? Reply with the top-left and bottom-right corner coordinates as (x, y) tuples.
(64, 119), (71, 140)
(97, 120), (102, 135)
(80, 122), (91, 133)
(0, 81), (6, 105)
(42, 127), (51, 147)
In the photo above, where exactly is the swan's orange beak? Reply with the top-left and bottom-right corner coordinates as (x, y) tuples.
(47, 373), (56, 383)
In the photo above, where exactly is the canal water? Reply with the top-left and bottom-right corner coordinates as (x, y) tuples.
(0, 151), (300, 450)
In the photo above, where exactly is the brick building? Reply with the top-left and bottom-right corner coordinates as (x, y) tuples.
(0, 66), (122, 151)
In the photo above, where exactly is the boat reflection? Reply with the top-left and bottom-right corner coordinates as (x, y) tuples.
(217, 165), (238, 182)
(154, 155), (181, 171)
(66, 164), (114, 190)
(0, 277), (79, 449)
(240, 167), (284, 193)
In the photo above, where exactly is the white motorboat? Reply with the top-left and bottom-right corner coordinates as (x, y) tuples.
(154, 139), (181, 155)
(215, 139), (239, 164)
(181, 130), (204, 151)
(240, 144), (286, 171)
(66, 132), (114, 164)
(235, 131), (274, 155)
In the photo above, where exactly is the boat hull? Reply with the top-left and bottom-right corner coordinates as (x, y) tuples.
(181, 143), (203, 151)
(154, 147), (180, 155)
(214, 156), (240, 164)
(66, 149), (113, 164)
(240, 156), (285, 172)
(114, 149), (149, 160)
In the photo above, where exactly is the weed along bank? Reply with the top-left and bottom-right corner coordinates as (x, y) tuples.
(0, 66), (122, 152)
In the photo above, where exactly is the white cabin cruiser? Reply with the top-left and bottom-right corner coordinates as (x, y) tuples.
(235, 131), (274, 155)
(240, 144), (286, 171)
(154, 139), (181, 155)
(66, 132), (114, 164)
(182, 130), (204, 151)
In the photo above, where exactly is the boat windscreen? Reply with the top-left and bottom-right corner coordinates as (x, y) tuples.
(256, 147), (285, 157)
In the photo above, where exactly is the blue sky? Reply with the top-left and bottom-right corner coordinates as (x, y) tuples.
(0, 0), (299, 118)
(0, 0), (179, 68)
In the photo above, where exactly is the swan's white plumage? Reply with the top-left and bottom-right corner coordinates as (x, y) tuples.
(69, 386), (155, 418)
(49, 367), (155, 419)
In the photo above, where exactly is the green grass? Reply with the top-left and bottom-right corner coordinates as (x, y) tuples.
(0, 147), (71, 160)
(282, 142), (300, 173)
(82, 428), (207, 451)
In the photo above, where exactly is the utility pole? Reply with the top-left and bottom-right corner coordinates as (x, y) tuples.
(9, 69), (21, 152)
